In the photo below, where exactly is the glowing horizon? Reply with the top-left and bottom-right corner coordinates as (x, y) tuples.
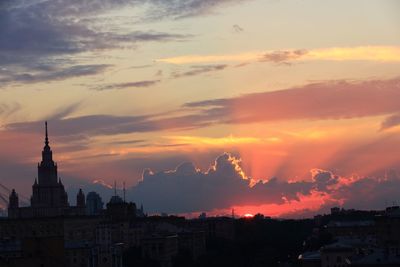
(1, 0), (400, 217)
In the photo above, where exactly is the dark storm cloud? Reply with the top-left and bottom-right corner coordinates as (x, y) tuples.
(172, 64), (228, 78)
(93, 80), (161, 91)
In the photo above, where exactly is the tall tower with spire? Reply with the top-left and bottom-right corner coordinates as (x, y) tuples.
(38, 121), (58, 185)
(8, 122), (87, 219)
(30, 122), (69, 208)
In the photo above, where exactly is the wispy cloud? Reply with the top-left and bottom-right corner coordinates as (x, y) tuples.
(380, 113), (400, 131)
(0, 65), (111, 85)
(0, 0), (243, 66)
(157, 46), (400, 64)
(157, 52), (261, 64)
(232, 24), (244, 33)
(0, 1), (195, 84)
(92, 80), (161, 91)
(261, 49), (308, 64)
(142, 0), (250, 20)
(47, 102), (83, 120)
(184, 78), (400, 124)
(4, 78), (400, 139)
(308, 46), (400, 62)
(172, 64), (228, 78)
(165, 135), (263, 146)
(0, 102), (21, 118)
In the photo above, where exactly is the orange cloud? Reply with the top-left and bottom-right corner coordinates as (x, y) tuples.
(308, 46), (400, 62)
(157, 46), (400, 64)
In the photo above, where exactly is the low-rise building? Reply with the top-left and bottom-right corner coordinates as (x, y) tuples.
(142, 234), (178, 267)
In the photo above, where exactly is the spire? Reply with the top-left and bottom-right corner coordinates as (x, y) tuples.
(41, 121), (53, 164)
(45, 121), (49, 147)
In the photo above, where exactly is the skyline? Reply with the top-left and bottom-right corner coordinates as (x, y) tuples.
(1, 0), (400, 217)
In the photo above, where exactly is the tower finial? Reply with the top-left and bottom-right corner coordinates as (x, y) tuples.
(45, 121), (49, 146)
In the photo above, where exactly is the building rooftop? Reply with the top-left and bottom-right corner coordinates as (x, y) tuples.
(327, 220), (375, 228)
(349, 249), (400, 265)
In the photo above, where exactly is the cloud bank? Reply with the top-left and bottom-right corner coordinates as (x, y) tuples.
(122, 153), (400, 216)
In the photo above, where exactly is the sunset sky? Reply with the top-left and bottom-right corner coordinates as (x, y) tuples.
(1, 0), (400, 217)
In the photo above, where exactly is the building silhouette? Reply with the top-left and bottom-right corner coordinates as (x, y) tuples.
(8, 122), (86, 218)
(0, 121), (210, 267)
(86, 191), (104, 216)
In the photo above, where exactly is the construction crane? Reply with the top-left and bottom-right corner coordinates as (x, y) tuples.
(0, 182), (30, 206)
(0, 192), (8, 206)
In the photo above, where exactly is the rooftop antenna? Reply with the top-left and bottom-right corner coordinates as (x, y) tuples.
(123, 181), (126, 203)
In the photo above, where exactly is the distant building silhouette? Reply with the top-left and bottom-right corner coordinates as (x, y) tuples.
(76, 188), (85, 207)
(137, 203), (145, 217)
(8, 189), (18, 210)
(1, 121), (213, 267)
(8, 122), (86, 218)
(86, 191), (104, 216)
(106, 194), (136, 221)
